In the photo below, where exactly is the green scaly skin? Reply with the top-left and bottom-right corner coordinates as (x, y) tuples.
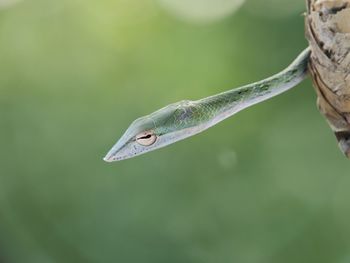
(104, 48), (311, 162)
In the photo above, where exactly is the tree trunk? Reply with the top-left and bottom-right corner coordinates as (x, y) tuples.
(306, 0), (350, 157)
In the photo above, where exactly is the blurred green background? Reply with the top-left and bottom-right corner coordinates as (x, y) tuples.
(1, 0), (350, 262)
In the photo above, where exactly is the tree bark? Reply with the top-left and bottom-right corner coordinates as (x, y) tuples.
(306, 0), (350, 157)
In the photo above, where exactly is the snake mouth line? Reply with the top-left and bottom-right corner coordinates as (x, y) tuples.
(103, 156), (116, 162)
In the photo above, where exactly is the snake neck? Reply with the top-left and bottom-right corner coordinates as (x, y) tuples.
(195, 48), (311, 128)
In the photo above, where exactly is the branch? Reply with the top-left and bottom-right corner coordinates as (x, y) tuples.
(306, 0), (350, 158)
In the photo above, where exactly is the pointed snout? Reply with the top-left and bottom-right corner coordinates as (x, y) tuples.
(103, 154), (116, 163)
(103, 141), (124, 163)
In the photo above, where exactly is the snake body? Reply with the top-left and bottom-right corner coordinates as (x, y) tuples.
(104, 48), (310, 162)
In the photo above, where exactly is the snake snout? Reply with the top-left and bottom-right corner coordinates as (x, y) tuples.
(103, 155), (116, 162)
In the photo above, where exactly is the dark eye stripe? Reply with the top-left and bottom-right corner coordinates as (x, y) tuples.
(137, 134), (152, 140)
(135, 132), (157, 146)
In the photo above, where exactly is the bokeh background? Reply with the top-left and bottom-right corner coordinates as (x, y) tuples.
(1, 0), (350, 262)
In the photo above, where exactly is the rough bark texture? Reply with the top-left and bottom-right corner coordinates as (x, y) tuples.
(306, 0), (350, 157)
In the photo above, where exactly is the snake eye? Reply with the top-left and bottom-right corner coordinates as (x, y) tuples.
(136, 131), (157, 146)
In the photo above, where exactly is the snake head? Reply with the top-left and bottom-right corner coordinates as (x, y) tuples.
(104, 100), (207, 162)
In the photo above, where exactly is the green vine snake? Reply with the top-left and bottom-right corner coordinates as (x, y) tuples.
(104, 48), (311, 162)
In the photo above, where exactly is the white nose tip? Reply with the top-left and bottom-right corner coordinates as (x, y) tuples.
(104, 140), (125, 163)
(103, 155), (115, 163)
